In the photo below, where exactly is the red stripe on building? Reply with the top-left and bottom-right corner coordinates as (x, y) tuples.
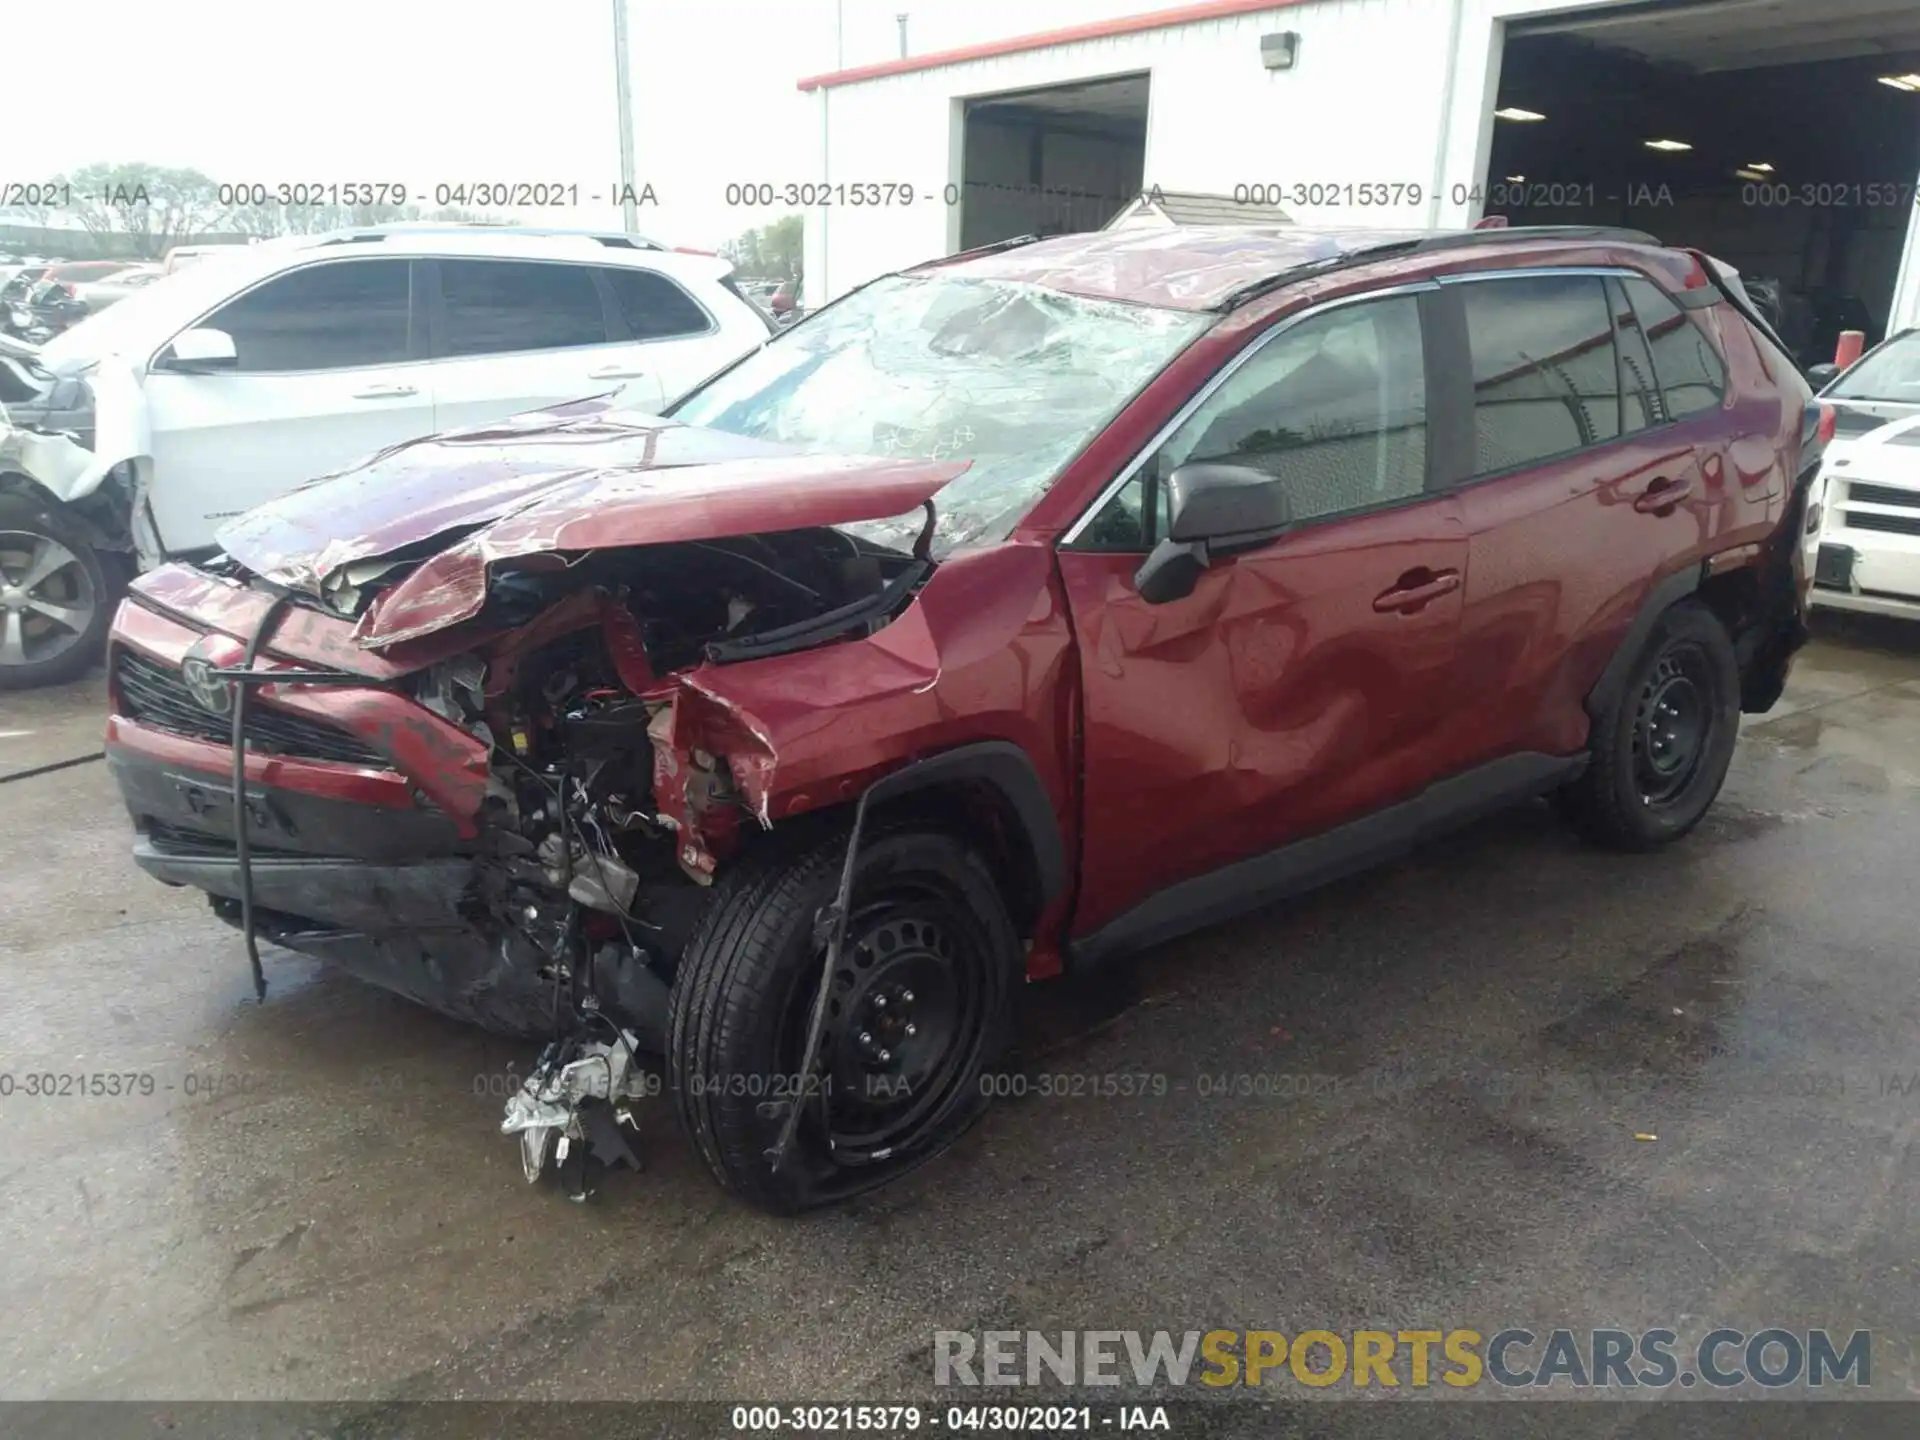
(796, 0), (1311, 91)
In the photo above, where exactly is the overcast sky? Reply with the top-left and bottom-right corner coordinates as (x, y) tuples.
(12, 0), (1139, 250)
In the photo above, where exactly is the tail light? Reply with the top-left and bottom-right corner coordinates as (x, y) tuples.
(1817, 403), (1837, 446)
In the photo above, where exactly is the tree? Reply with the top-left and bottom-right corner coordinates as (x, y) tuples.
(722, 214), (803, 280)
(48, 163), (228, 259)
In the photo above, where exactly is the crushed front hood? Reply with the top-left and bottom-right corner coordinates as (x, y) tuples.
(213, 395), (968, 649)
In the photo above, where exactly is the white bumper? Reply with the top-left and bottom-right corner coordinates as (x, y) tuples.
(1810, 416), (1920, 620)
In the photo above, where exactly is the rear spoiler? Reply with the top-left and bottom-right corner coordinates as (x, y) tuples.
(1684, 250), (1800, 378)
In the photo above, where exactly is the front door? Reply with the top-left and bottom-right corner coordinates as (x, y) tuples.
(1056, 288), (1469, 939)
(143, 258), (435, 552)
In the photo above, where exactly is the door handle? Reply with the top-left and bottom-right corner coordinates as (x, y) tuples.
(587, 366), (651, 380)
(351, 383), (418, 399)
(1633, 475), (1693, 513)
(1372, 569), (1461, 613)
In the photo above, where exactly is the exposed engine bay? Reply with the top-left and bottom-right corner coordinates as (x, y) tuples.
(196, 521), (931, 1199)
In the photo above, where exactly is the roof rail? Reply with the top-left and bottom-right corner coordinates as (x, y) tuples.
(315, 223), (665, 250)
(903, 233), (1043, 272)
(1213, 224), (1665, 313)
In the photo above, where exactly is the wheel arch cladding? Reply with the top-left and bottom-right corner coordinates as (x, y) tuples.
(0, 473), (118, 553)
(1585, 566), (1702, 723)
(862, 740), (1067, 937)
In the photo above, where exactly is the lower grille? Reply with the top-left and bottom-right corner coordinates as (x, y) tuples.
(114, 648), (390, 769)
(1844, 482), (1920, 510)
(143, 820), (301, 858)
(1842, 509), (1920, 538)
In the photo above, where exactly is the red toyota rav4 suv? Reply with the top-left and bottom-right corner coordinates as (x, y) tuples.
(103, 225), (1825, 1212)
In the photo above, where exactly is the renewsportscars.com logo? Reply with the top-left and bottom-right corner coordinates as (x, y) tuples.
(933, 1328), (1873, 1391)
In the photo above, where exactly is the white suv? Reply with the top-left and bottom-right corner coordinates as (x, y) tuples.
(0, 224), (773, 687)
(1808, 327), (1920, 620)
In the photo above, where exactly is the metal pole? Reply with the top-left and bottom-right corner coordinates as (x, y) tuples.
(896, 13), (908, 57)
(613, 0), (639, 233)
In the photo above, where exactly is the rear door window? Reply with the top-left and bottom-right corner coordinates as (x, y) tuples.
(438, 259), (608, 357)
(599, 266), (711, 339)
(1621, 275), (1725, 419)
(1458, 274), (1621, 476)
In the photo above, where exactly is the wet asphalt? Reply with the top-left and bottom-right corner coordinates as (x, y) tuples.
(0, 617), (1917, 1430)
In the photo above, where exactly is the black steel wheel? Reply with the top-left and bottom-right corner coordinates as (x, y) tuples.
(1556, 599), (1741, 851)
(1632, 648), (1712, 805)
(669, 823), (1018, 1213)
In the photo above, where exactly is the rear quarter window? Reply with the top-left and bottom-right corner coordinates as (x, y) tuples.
(600, 265), (713, 340)
(1621, 275), (1726, 418)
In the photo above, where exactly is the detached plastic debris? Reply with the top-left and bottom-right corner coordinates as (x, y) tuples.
(501, 1031), (650, 1200)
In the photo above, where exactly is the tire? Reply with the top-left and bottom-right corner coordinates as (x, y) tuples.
(1556, 599), (1741, 851)
(0, 492), (111, 690)
(668, 822), (1019, 1214)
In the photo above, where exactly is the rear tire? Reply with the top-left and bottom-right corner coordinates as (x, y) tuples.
(0, 492), (110, 690)
(1556, 599), (1740, 851)
(668, 823), (1018, 1214)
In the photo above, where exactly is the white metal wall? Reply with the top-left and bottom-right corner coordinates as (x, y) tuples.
(807, 0), (1474, 305)
(806, 0), (1920, 327)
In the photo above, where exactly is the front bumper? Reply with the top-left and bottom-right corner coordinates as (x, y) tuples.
(114, 738), (568, 1038)
(1810, 535), (1920, 619)
(101, 591), (575, 1032)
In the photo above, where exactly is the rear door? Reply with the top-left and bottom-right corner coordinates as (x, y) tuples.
(1437, 269), (1734, 768)
(423, 257), (666, 433)
(598, 263), (755, 405)
(1057, 288), (1469, 938)
(141, 257), (435, 553)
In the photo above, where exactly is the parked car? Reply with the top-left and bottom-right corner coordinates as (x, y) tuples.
(0, 265), (52, 304)
(1804, 326), (1920, 618)
(100, 224), (1822, 1212)
(75, 264), (165, 313)
(161, 244), (245, 275)
(0, 224), (774, 687)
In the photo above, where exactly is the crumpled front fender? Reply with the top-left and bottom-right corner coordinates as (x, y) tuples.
(2, 355), (151, 545)
(3, 355), (148, 506)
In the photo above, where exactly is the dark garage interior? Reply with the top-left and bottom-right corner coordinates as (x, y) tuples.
(1490, 0), (1920, 366)
(958, 72), (1148, 249)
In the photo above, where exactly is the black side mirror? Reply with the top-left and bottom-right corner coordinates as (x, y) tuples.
(1805, 362), (1840, 389)
(1132, 462), (1294, 605)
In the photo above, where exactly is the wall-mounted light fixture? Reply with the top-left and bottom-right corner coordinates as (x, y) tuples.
(1261, 32), (1300, 70)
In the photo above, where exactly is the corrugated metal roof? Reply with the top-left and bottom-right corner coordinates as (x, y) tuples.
(1157, 191), (1291, 225)
(1103, 191), (1292, 230)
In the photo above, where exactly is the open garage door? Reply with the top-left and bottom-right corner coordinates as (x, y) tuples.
(1489, 0), (1920, 367)
(958, 73), (1148, 249)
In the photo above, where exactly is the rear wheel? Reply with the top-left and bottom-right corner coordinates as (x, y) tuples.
(668, 823), (1018, 1214)
(1555, 599), (1740, 850)
(0, 493), (110, 690)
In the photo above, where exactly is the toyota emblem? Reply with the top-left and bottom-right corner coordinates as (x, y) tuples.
(180, 642), (235, 715)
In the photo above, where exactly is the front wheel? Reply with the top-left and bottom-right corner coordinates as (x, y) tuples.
(1555, 599), (1741, 851)
(0, 493), (111, 690)
(668, 824), (1018, 1214)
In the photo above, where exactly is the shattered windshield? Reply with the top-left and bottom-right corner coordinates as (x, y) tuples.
(670, 273), (1207, 554)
